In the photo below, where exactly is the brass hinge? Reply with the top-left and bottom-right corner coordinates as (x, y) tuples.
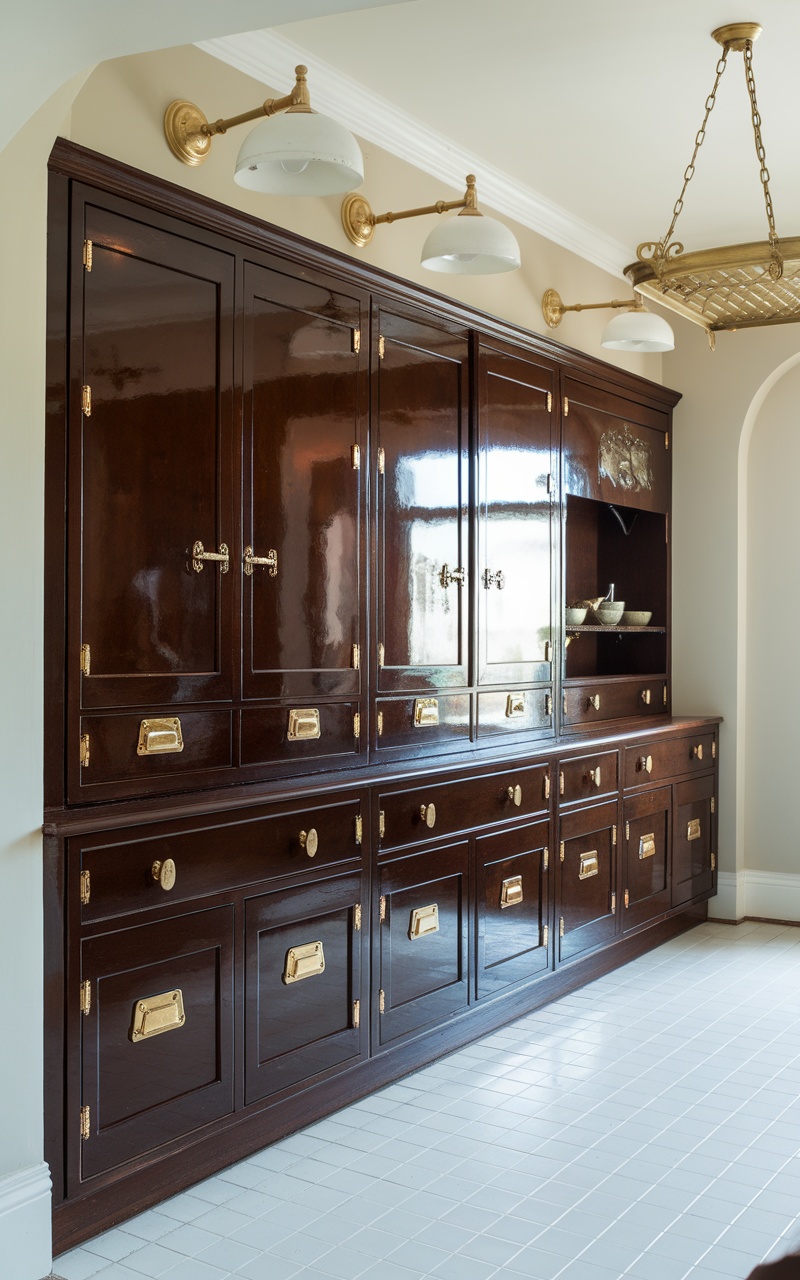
(612, 825), (617, 846)
(80, 979), (91, 1016)
(665, 432), (670, 450)
(625, 821), (630, 840)
(711, 797), (716, 814)
(377, 642), (385, 668)
(542, 924), (549, 947)
(379, 894), (386, 921)
(559, 771), (565, 796)
(80, 1105), (90, 1141)
(82, 384), (92, 417)
(543, 846), (549, 872)
(665, 513), (669, 544)
(352, 643), (360, 670)
(711, 852), (717, 870)
(624, 889), (630, 908)
(80, 733), (90, 769)
(663, 684), (668, 706)
(355, 814), (363, 845)
(80, 643), (91, 676)
(379, 809), (385, 839)
(354, 903), (362, 931)
(351, 443), (361, 470)
(712, 741), (717, 759)
(379, 989), (385, 1013)
(547, 391), (553, 412)
(377, 447), (385, 475)
(79, 869), (91, 906)
(544, 640), (552, 663)
(354, 712), (361, 740)
(83, 239), (93, 272)
(559, 917), (565, 938)
(378, 335), (386, 360)
(559, 841), (565, 863)
(546, 473), (553, 495)
(544, 773), (551, 800)
(377, 711), (384, 737)
(352, 327), (361, 354)
(353, 999), (360, 1028)
(611, 892), (617, 912)
(563, 692), (568, 715)
(545, 693), (553, 717)
(563, 396), (570, 417)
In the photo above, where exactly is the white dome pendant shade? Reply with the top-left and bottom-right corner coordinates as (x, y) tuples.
(421, 207), (521, 275)
(601, 308), (675, 352)
(234, 106), (364, 196)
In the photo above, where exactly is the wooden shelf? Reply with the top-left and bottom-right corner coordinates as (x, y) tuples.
(566, 625), (667, 634)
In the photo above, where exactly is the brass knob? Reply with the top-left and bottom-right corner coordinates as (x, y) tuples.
(587, 767), (601, 788)
(151, 858), (176, 891)
(420, 803), (436, 829)
(640, 688), (652, 706)
(506, 784), (523, 807)
(692, 744), (704, 761)
(639, 754), (653, 774)
(299, 828), (319, 857)
(588, 694), (600, 711)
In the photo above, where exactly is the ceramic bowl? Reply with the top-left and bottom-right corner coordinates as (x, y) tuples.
(621, 610), (652, 626)
(591, 601), (625, 625)
(565, 606), (588, 626)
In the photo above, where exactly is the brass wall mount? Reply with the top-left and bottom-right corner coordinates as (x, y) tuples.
(165, 66), (312, 168)
(342, 174), (482, 249)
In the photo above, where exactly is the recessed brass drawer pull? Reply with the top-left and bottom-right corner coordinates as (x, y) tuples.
(586, 767), (601, 788)
(579, 851), (599, 879)
(500, 875), (523, 909)
(687, 818), (702, 841)
(137, 718), (184, 756)
(419, 803), (436, 829)
(191, 539), (229, 573)
(692, 743), (704, 760)
(639, 834), (656, 860)
(588, 694), (601, 711)
(409, 903), (439, 939)
(287, 708), (320, 740)
(506, 784), (523, 807)
(299, 828), (319, 858)
(414, 698), (439, 727)
(639, 754), (653, 774)
(439, 564), (466, 588)
(505, 694), (526, 718)
(151, 858), (177, 890)
(130, 988), (185, 1043)
(243, 545), (278, 577)
(284, 940), (325, 983)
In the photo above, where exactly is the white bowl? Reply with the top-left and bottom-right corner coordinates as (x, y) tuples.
(592, 601), (625, 625)
(621, 610), (652, 626)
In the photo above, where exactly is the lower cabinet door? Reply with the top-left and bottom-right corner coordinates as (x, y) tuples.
(672, 775), (716, 906)
(558, 801), (618, 962)
(623, 786), (671, 931)
(79, 906), (234, 1182)
(244, 872), (366, 1105)
(476, 821), (550, 999)
(377, 840), (469, 1049)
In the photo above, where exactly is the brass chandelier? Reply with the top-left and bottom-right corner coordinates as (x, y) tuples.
(624, 21), (800, 346)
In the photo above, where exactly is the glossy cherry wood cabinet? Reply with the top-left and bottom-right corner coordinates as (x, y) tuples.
(557, 799), (619, 962)
(476, 820), (551, 998)
(622, 786), (671, 931)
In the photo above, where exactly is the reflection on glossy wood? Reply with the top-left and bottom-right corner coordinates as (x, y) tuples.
(562, 376), (670, 512)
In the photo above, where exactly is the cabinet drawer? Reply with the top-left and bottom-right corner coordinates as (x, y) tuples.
(476, 821), (550, 999)
(558, 800), (618, 962)
(476, 689), (553, 739)
(563, 679), (666, 727)
(241, 703), (363, 767)
(378, 763), (551, 852)
(673, 774), (716, 907)
(374, 694), (471, 754)
(559, 750), (618, 806)
(75, 710), (233, 797)
(624, 731), (717, 788)
(76, 796), (365, 923)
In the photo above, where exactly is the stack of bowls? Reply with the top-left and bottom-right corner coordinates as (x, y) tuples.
(591, 600), (625, 625)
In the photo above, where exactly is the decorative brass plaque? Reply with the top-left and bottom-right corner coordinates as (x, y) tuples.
(687, 818), (702, 842)
(287, 708), (321, 741)
(579, 851), (599, 880)
(137, 718), (184, 756)
(408, 904), (439, 940)
(414, 698), (439, 727)
(598, 424), (654, 493)
(130, 988), (186, 1043)
(505, 694), (527, 719)
(639, 834), (656, 860)
(283, 940), (325, 984)
(500, 875), (523, 909)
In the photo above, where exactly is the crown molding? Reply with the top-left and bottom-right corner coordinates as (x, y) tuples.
(197, 30), (634, 279)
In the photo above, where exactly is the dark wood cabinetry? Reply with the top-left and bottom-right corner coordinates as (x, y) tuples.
(45, 142), (719, 1252)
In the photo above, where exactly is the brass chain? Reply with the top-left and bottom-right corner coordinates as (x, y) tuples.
(660, 45), (729, 250)
(743, 39), (779, 247)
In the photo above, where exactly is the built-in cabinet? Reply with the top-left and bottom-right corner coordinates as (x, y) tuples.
(45, 142), (719, 1252)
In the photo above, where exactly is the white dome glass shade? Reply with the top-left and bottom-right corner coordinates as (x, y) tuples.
(234, 109), (364, 195)
(421, 211), (521, 275)
(601, 308), (675, 352)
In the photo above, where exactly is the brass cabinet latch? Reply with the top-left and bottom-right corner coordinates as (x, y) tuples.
(482, 568), (505, 590)
(563, 396), (570, 416)
(243, 545), (278, 577)
(191, 539), (229, 573)
(547, 391), (553, 412)
(506, 694), (526, 719)
(692, 743), (704, 761)
(711, 852), (717, 870)
(711, 797), (716, 814)
(612, 825), (617, 845)
(440, 564), (466, 589)
(588, 693), (601, 711)
(414, 698), (439, 727)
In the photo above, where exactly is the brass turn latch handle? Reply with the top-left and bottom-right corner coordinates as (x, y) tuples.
(482, 568), (505, 590)
(506, 784), (523, 807)
(586, 767), (601, 788)
(641, 688), (652, 706)
(191, 540), (229, 573)
(440, 564), (466, 588)
(420, 803), (436, 829)
(587, 694), (601, 711)
(639, 754), (653, 774)
(299, 828), (319, 858)
(692, 743), (704, 760)
(151, 858), (177, 891)
(244, 545), (278, 577)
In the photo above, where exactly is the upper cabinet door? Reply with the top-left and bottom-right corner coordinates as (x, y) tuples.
(242, 261), (367, 700)
(562, 375), (671, 513)
(374, 306), (470, 692)
(75, 199), (235, 711)
(477, 342), (556, 686)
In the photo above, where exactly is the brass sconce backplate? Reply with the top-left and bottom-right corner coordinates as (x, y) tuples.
(342, 194), (375, 247)
(164, 101), (212, 167)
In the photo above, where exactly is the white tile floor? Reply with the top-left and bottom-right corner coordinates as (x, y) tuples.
(53, 920), (800, 1280)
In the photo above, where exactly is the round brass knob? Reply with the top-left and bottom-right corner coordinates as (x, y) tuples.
(299, 828), (319, 857)
(506, 784), (523, 807)
(151, 858), (176, 891)
(420, 803), (436, 829)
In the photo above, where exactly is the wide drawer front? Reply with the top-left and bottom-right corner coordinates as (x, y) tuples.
(624, 731), (717, 788)
(559, 750), (619, 805)
(75, 711), (233, 796)
(76, 795), (365, 923)
(476, 689), (554, 738)
(378, 763), (550, 852)
(240, 702), (363, 766)
(563, 679), (667, 727)
(374, 694), (471, 753)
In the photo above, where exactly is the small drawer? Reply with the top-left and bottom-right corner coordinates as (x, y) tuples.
(76, 710), (233, 796)
(241, 702), (364, 766)
(75, 795), (366, 923)
(378, 763), (551, 853)
(374, 694), (471, 754)
(624, 731), (717, 788)
(563, 679), (667, 727)
(559, 750), (618, 805)
(476, 689), (554, 738)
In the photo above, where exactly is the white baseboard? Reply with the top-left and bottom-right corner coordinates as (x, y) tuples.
(0, 1163), (51, 1280)
(709, 869), (800, 923)
(709, 871), (743, 921)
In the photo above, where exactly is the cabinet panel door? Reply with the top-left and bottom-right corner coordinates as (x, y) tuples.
(562, 376), (670, 512)
(558, 801), (618, 961)
(476, 821), (550, 998)
(74, 200), (235, 713)
(623, 786), (671, 931)
(242, 262), (367, 701)
(374, 306), (470, 691)
(478, 343), (555, 686)
(672, 775), (716, 906)
(244, 872), (366, 1104)
(77, 906), (234, 1184)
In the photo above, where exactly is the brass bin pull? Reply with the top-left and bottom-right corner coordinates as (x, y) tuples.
(130, 989), (185, 1043)
(505, 694), (526, 718)
(284, 940), (325, 983)
(692, 743), (704, 760)
(420, 803), (436, 829)
(579, 851), (599, 879)
(151, 858), (177, 891)
(244, 545), (278, 577)
(299, 828), (319, 858)
(639, 754), (653, 774)
(506, 784), (523, 807)
(587, 767), (601, 788)
(137, 718), (184, 756)
(409, 904), (439, 939)
(287, 708), (320, 740)
(191, 540), (229, 573)
(687, 818), (702, 841)
(439, 564), (466, 588)
(639, 834), (656, 860)
(482, 568), (505, 590)
(414, 698), (439, 727)
(500, 875), (523, 909)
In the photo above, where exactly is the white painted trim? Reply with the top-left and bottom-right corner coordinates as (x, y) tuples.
(709, 870), (742, 922)
(0, 1163), (51, 1280)
(196, 31), (635, 279)
(744, 869), (800, 922)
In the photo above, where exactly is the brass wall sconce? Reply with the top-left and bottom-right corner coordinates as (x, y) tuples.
(341, 174), (521, 275)
(542, 288), (674, 352)
(164, 65), (363, 195)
